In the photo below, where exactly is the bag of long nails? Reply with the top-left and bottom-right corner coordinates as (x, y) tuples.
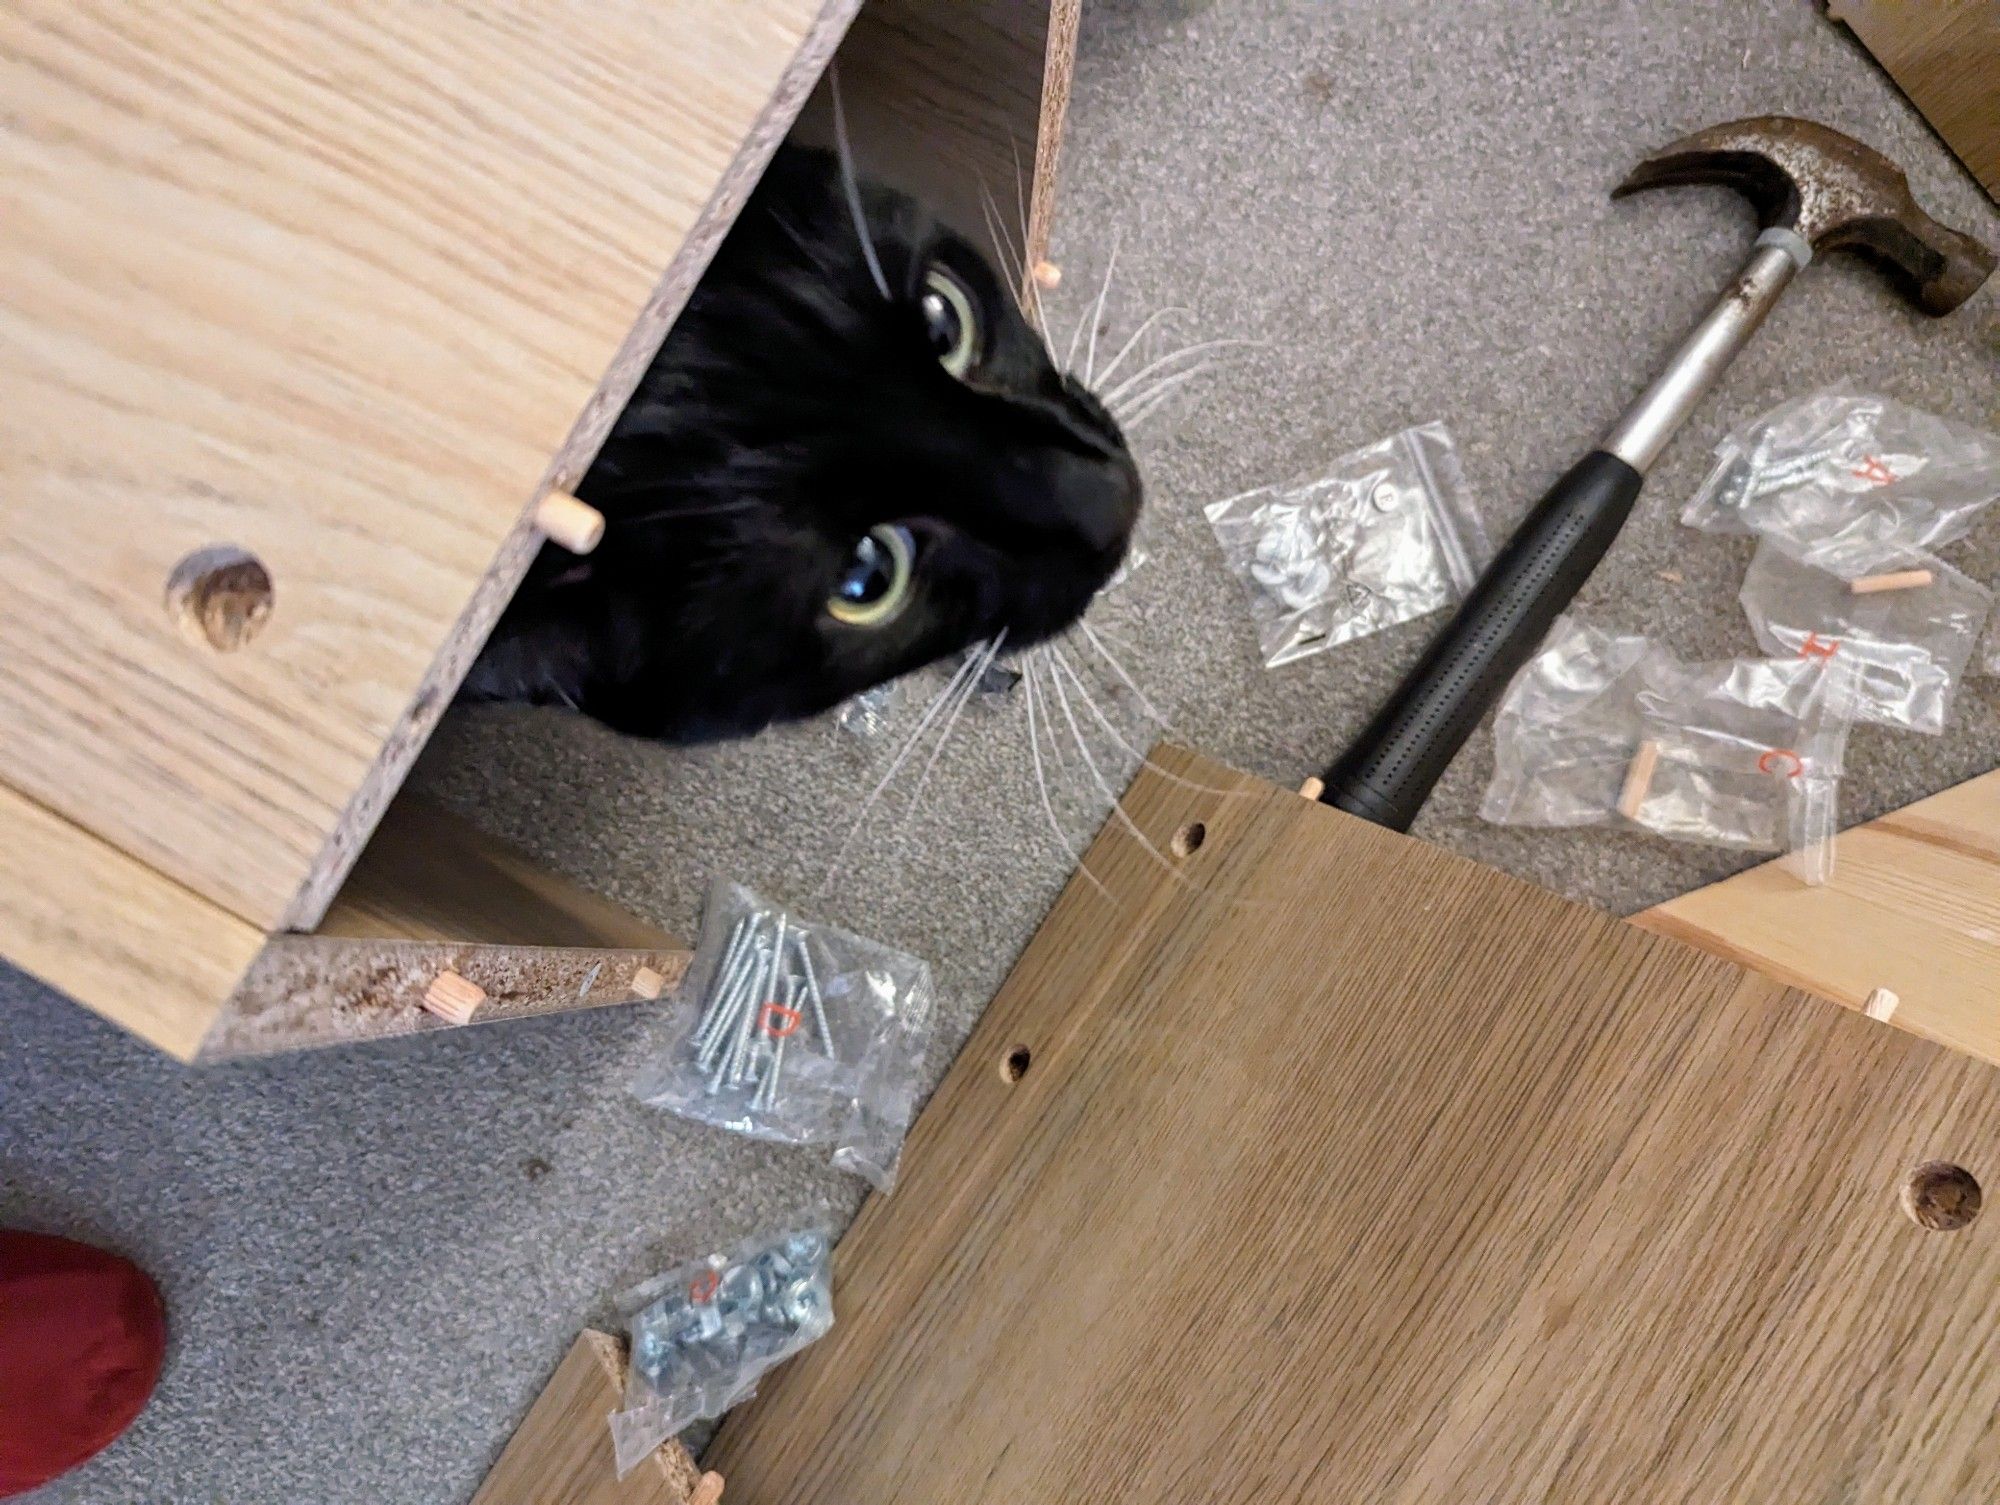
(609, 1217), (834, 1476)
(1681, 385), (2000, 550)
(1483, 616), (1857, 884)
(631, 881), (934, 1193)
(1204, 421), (1490, 668)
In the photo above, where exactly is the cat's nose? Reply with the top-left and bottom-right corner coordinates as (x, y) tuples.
(1057, 444), (1143, 559)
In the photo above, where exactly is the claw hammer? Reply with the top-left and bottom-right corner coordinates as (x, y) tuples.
(1318, 115), (1995, 830)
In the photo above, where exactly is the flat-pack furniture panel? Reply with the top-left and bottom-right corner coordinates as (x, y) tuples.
(712, 746), (2000, 1503)
(0, 0), (860, 930)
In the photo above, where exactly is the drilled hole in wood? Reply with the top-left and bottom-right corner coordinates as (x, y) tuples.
(1171, 821), (1206, 859)
(166, 545), (273, 651)
(1000, 1045), (1032, 1084)
(1902, 1161), (1981, 1231)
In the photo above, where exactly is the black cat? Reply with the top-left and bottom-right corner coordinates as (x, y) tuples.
(466, 145), (1141, 743)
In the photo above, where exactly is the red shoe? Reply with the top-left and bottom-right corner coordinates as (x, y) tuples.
(0, 1231), (166, 1498)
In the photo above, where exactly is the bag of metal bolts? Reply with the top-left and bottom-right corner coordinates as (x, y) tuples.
(609, 1219), (834, 1476)
(1625, 656), (1858, 885)
(1683, 386), (2000, 551)
(631, 881), (935, 1193)
(1739, 537), (1990, 735)
(1203, 421), (1490, 668)
(1481, 616), (1672, 828)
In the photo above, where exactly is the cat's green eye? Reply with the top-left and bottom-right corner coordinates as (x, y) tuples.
(828, 523), (915, 627)
(920, 265), (981, 379)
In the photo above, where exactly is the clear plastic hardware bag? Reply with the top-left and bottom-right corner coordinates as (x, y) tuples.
(1739, 536), (1990, 735)
(1482, 616), (1672, 828)
(1484, 620), (1855, 884)
(609, 1217), (834, 1476)
(631, 881), (935, 1193)
(1683, 386), (2000, 550)
(1628, 655), (1856, 884)
(1205, 422), (1490, 667)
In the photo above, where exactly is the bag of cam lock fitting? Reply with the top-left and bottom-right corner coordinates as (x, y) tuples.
(1204, 422), (1490, 668)
(609, 1215), (835, 1476)
(1683, 385), (2000, 551)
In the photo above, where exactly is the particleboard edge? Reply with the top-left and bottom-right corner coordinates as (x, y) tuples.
(471, 1330), (705, 1505)
(1636, 764), (2000, 1069)
(280, 0), (869, 934)
(0, 781), (262, 1061)
(198, 939), (690, 1060)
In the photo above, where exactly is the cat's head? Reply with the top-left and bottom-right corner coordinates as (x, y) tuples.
(572, 145), (1141, 742)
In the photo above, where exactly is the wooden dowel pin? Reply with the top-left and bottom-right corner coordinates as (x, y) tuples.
(1849, 569), (1932, 595)
(1618, 739), (1661, 821)
(690, 1472), (726, 1505)
(422, 969), (486, 1026)
(1298, 776), (1325, 801)
(1863, 987), (1900, 1023)
(631, 964), (667, 1001)
(1031, 260), (1061, 290)
(534, 489), (605, 555)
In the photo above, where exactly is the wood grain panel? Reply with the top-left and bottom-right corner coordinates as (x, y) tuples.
(1832, 0), (2000, 202)
(315, 797), (682, 950)
(0, 0), (860, 930)
(471, 1331), (704, 1505)
(711, 746), (2000, 1502)
(1639, 765), (2000, 1069)
(794, 0), (1079, 283)
(0, 782), (262, 1059)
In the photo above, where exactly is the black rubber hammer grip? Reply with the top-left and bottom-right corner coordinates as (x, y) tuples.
(1318, 450), (1643, 831)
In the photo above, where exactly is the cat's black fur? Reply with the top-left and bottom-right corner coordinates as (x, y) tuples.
(466, 145), (1140, 743)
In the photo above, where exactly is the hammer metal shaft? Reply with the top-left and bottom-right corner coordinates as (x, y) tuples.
(1600, 239), (1803, 473)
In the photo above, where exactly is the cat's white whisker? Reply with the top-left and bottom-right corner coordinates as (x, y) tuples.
(979, 188), (1056, 360)
(1022, 655), (1114, 901)
(1043, 646), (1200, 885)
(829, 66), (891, 301)
(1101, 338), (1254, 409)
(1046, 643), (1250, 798)
(1112, 362), (1216, 428)
(902, 632), (1005, 824)
(977, 184), (1025, 283)
(1091, 306), (1191, 391)
(1075, 618), (1170, 725)
(823, 649), (987, 883)
(1082, 235), (1120, 385)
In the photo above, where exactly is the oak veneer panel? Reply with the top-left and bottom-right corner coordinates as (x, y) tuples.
(1832, 0), (2000, 202)
(796, 0), (1080, 282)
(0, 781), (263, 1059)
(711, 746), (2000, 1503)
(314, 797), (682, 950)
(1639, 765), (2000, 1070)
(471, 1331), (703, 1505)
(0, 0), (861, 931)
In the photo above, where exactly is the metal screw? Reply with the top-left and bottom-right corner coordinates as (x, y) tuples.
(794, 934), (835, 1059)
(1371, 482), (1399, 512)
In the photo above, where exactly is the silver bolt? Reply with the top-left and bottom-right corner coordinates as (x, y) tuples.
(696, 939), (763, 1064)
(794, 934), (835, 1059)
(730, 914), (783, 1087)
(695, 923), (761, 1052)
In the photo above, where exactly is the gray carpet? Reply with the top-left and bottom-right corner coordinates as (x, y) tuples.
(6, 2), (1998, 1499)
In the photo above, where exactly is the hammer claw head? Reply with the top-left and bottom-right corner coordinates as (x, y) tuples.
(1614, 116), (1995, 316)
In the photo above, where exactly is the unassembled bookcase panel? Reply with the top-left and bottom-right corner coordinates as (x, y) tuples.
(710, 747), (2000, 1503)
(0, 0), (1078, 1059)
